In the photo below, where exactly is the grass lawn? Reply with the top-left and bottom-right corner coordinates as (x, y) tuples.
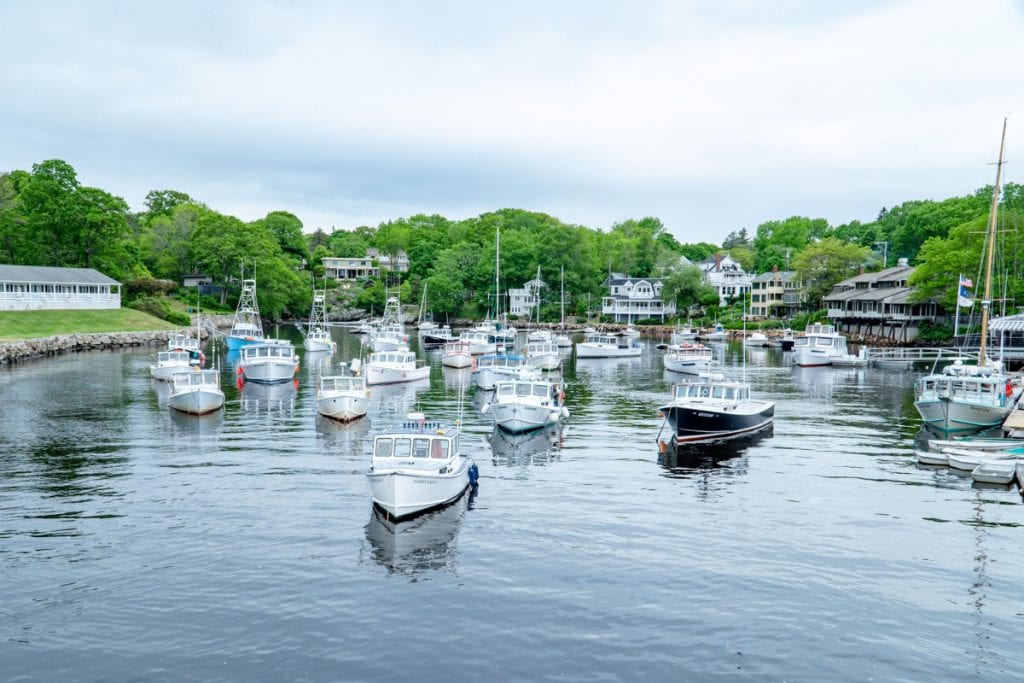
(0, 308), (181, 342)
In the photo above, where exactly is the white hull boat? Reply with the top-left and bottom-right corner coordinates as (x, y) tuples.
(927, 437), (1024, 453)
(441, 340), (473, 368)
(365, 350), (431, 385)
(972, 460), (1018, 485)
(366, 413), (479, 520)
(317, 373), (370, 422)
(168, 369), (224, 415)
(524, 341), (561, 371)
(484, 379), (568, 434)
(226, 278), (265, 350)
(576, 333), (642, 358)
(150, 350), (195, 381)
(744, 332), (769, 347)
(915, 450), (948, 466)
(460, 330), (496, 356)
(472, 355), (537, 390)
(942, 448), (1018, 472)
(792, 323), (847, 367)
(304, 332), (336, 353)
(303, 289), (337, 353)
(239, 341), (299, 384)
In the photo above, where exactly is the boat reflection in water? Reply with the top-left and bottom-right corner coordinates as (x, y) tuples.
(168, 404), (224, 436)
(442, 365), (471, 391)
(363, 485), (476, 576)
(489, 423), (564, 467)
(657, 424), (772, 475)
(240, 379), (297, 414)
(369, 378), (430, 420)
(315, 412), (371, 455)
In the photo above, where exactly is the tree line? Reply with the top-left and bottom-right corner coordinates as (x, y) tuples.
(1, 158), (1022, 322)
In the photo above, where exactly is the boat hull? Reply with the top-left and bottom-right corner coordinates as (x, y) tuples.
(576, 344), (642, 359)
(304, 338), (336, 353)
(914, 397), (1010, 434)
(150, 363), (191, 381)
(365, 364), (431, 386)
(226, 335), (263, 351)
(526, 354), (561, 371)
(793, 347), (840, 367)
(972, 461), (1018, 484)
(663, 357), (713, 375)
(169, 388), (225, 415)
(489, 402), (561, 433)
(241, 360), (298, 384)
(441, 352), (472, 368)
(317, 393), (369, 422)
(660, 402), (774, 444)
(366, 458), (474, 520)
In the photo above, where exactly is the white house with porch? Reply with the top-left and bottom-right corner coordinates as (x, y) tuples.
(699, 254), (752, 306)
(601, 273), (676, 323)
(508, 275), (546, 317)
(0, 265), (121, 311)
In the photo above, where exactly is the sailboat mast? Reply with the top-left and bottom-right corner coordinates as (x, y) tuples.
(495, 227), (501, 323)
(979, 117), (1008, 367)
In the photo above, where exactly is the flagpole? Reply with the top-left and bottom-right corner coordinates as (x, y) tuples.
(953, 272), (961, 346)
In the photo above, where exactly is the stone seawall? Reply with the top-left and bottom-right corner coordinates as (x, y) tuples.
(0, 331), (203, 365)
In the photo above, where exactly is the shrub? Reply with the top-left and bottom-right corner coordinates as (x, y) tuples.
(123, 278), (177, 301)
(129, 295), (192, 326)
(916, 320), (953, 342)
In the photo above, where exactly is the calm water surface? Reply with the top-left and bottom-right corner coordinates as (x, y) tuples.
(2, 329), (1023, 681)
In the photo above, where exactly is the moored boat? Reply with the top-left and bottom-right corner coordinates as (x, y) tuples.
(226, 279), (265, 350)
(472, 354), (537, 390)
(150, 350), (196, 381)
(971, 459), (1018, 485)
(366, 412), (479, 520)
(303, 289), (337, 353)
(658, 376), (774, 445)
(663, 342), (715, 375)
(792, 323), (847, 367)
(915, 449), (949, 466)
(168, 368), (225, 415)
(317, 368), (369, 422)
(239, 340), (299, 384)
(575, 333), (642, 359)
(524, 340), (561, 371)
(365, 350), (430, 385)
(440, 339), (473, 368)
(483, 378), (568, 433)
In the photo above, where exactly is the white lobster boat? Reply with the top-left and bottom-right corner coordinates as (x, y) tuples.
(167, 332), (200, 353)
(317, 370), (370, 422)
(441, 339), (473, 368)
(914, 360), (1017, 433)
(366, 413), (479, 520)
(365, 350), (430, 385)
(369, 297), (409, 352)
(226, 279), (265, 350)
(459, 330), (496, 356)
(472, 354), (537, 390)
(150, 350), (196, 381)
(168, 369), (224, 415)
(576, 333), (642, 358)
(239, 340), (299, 384)
(303, 290), (336, 353)
(484, 379), (569, 433)
(524, 341), (561, 371)
(663, 342), (714, 375)
(792, 323), (848, 367)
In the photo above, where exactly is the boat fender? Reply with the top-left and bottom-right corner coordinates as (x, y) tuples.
(559, 389), (565, 401)
(561, 407), (570, 418)
(481, 403), (490, 414)
(468, 463), (479, 485)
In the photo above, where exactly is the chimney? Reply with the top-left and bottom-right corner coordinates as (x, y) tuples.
(715, 253), (722, 271)
(772, 265), (778, 272)
(897, 257), (908, 267)
(859, 265), (865, 275)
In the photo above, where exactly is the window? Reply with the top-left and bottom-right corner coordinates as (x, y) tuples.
(413, 438), (431, 458)
(712, 386), (725, 398)
(393, 438), (411, 457)
(516, 383), (531, 396)
(374, 439), (393, 457)
(431, 440), (449, 459)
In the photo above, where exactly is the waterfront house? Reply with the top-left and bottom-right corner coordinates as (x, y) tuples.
(367, 248), (410, 273)
(508, 275), (546, 317)
(0, 264), (121, 311)
(749, 268), (804, 319)
(822, 258), (942, 341)
(323, 256), (380, 283)
(601, 273), (676, 323)
(699, 254), (752, 306)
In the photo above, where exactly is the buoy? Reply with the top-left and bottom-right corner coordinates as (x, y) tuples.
(658, 440), (668, 454)
(468, 463), (480, 485)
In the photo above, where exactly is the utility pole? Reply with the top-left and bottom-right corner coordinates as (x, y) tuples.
(873, 241), (888, 268)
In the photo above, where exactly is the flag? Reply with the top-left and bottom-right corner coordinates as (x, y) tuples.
(960, 276), (973, 288)
(958, 275), (973, 307)
(958, 295), (974, 308)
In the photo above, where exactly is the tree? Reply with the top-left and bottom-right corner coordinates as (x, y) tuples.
(660, 264), (716, 314)
(752, 216), (830, 273)
(253, 211), (308, 262)
(144, 189), (194, 217)
(793, 238), (872, 309)
(722, 227), (750, 249)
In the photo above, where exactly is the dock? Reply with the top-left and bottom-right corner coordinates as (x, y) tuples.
(1003, 400), (1024, 438)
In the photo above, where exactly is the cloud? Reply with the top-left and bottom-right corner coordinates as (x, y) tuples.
(0, 0), (1022, 243)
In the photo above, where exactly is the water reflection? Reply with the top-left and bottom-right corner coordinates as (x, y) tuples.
(168, 407), (224, 436)
(370, 378), (430, 421)
(240, 380), (298, 414)
(657, 425), (772, 478)
(489, 424), (564, 468)
(363, 486), (476, 577)
(442, 366), (471, 391)
(315, 413), (371, 456)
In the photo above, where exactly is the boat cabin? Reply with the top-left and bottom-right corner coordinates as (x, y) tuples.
(319, 375), (366, 392)
(172, 369), (220, 391)
(916, 372), (1006, 404)
(372, 418), (461, 464)
(369, 351), (417, 365)
(494, 380), (561, 404)
(241, 343), (297, 362)
(460, 330), (496, 343)
(584, 334), (635, 348)
(157, 350), (193, 365)
(672, 382), (750, 403)
(525, 341), (559, 355)
(475, 354), (527, 370)
(167, 333), (200, 352)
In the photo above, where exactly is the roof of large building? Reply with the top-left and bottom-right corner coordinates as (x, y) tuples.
(603, 273), (664, 287)
(0, 265), (119, 285)
(752, 270), (797, 283)
(832, 264), (913, 289)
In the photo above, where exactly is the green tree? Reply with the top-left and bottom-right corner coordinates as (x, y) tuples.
(660, 264), (716, 313)
(793, 237), (872, 309)
(253, 211), (309, 262)
(144, 189), (194, 217)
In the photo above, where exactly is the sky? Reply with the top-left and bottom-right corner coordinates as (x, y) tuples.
(1, 0), (1023, 245)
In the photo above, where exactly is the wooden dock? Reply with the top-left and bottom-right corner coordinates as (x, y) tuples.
(1002, 401), (1024, 437)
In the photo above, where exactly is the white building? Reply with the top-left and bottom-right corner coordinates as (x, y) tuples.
(601, 273), (676, 323)
(367, 248), (409, 273)
(323, 257), (379, 281)
(508, 276), (546, 317)
(0, 265), (121, 311)
(699, 254), (752, 306)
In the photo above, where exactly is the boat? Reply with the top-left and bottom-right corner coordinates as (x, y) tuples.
(303, 289), (336, 353)
(669, 321), (698, 348)
(914, 122), (1017, 433)
(575, 332), (642, 358)
(777, 328), (796, 351)
(523, 340), (561, 371)
(831, 348), (869, 367)
(366, 412), (479, 520)
(422, 325), (456, 346)
(483, 378), (568, 433)
(150, 349), (197, 381)
(317, 367), (369, 422)
(744, 332), (769, 347)
(167, 331), (200, 353)
(225, 278), (264, 350)
(168, 369), (224, 415)
(943, 447), (1018, 472)
(365, 349), (430, 385)
(472, 354), (537, 390)
(459, 329), (496, 356)
(928, 437), (1024, 452)
(527, 328), (553, 343)
(623, 325), (641, 338)
(971, 459), (1018, 485)
(657, 376), (774, 445)
(915, 449), (949, 466)
(663, 342), (716, 375)
(792, 323), (847, 366)
(369, 296), (409, 352)
(238, 339), (299, 384)
(440, 339), (473, 368)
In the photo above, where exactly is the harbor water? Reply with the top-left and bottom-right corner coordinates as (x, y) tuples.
(2, 329), (1023, 681)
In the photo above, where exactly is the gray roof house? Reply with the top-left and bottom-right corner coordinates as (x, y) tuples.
(0, 265), (121, 311)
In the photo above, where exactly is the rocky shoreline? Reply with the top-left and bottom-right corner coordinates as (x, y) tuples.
(0, 330), (204, 365)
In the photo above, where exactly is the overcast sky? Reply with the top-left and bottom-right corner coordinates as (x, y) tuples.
(1, 0), (1022, 244)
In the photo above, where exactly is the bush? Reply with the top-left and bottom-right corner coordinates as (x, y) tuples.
(123, 278), (177, 301)
(916, 320), (953, 342)
(129, 295), (192, 326)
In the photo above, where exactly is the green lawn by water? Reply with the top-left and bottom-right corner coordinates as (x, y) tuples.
(0, 309), (181, 342)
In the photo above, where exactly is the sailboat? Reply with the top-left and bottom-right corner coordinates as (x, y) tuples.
(416, 282), (437, 334)
(303, 287), (336, 353)
(226, 278), (264, 350)
(491, 228), (516, 343)
(553, 266), (572, 348)
(914, 119), (1019, 433)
